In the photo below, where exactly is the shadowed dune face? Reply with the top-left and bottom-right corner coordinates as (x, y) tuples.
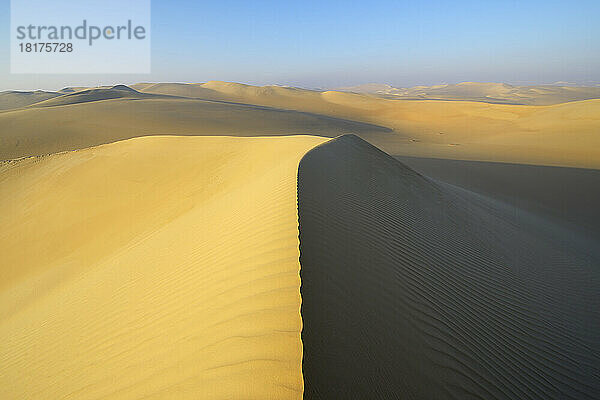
(31, 85), (149, 107)
(297, 135), (600, 399)
(396, 156), (600, 242)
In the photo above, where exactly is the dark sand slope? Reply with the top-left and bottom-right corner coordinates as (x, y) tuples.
(396, 156), (600, 242)
(298, 135), (600, 399)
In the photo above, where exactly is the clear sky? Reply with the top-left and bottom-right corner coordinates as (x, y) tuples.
(1, 0), (599, 90)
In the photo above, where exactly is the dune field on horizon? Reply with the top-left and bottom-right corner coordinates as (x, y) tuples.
(1, 81), (600, 167)
(1, 82), (599, 399)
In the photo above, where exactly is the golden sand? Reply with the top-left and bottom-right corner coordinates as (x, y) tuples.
(1, 82), (599, 399)
(0, 135), (325, 399)
(1, 82), (599, 168)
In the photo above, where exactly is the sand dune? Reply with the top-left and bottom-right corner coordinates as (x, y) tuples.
(397, 156), (600, 242)
(298, 135), (600, 399)
(1, 133), (598, 398)
(0, 135), (326, 399)
(1, 81), (599, 167)
(134, 82), (600, 169)
(0, 85), (143, 112)
(32, 85), (154, 107)
(0, 94), (387, 160)
(132, 81), (341, 117)
(307, 92), (600, 168)
(338, 82), (600, 105)
(0, 90), (62, 111)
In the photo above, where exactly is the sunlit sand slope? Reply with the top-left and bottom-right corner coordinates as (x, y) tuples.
(298, 135), (600, 399)
(2, 81), (599, 167)
(0, 135), (326, 399)
(136, 82), (600, 168)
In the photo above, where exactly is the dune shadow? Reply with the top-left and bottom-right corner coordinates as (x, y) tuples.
(297, 135), (600, 399)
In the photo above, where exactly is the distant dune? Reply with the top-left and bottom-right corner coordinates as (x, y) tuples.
(0, 89), (388, 160)
(1, 134), (598, 398)
(298, 135), (600, 399)
(134, 82), (600, 168)
(0, 90), (62, 111)
(1, 81), (599, 168)
(337, 81), (600, 105)
(33, 85), (152, 107)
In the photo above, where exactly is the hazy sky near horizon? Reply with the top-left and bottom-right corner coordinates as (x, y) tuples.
(1, 0), (599, 90)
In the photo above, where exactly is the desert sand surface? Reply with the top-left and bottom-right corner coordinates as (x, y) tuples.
(337, 82), (600, 105)
(33, 85), (160, 107)
(1, 80), (600, 399)
(1, 133), (599, 398)
(0, 85), (388, 160)
(134, 82), (600, 168)
(0, 90), (62, 111)
(397, 156), (600, 242)
(298, 135), (600, 399)
(0, 135), (326, 399)
(2, 81), (599, 168)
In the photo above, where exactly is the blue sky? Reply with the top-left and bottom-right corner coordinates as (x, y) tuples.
(1, 0), (599, 90)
